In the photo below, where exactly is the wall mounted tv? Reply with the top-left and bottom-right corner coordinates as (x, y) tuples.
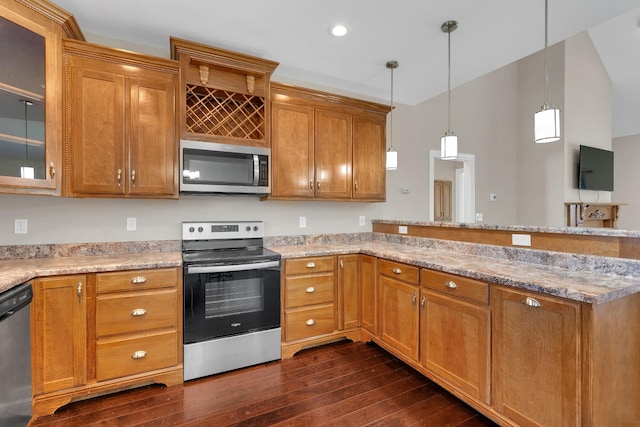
(578, 144), (614, 191)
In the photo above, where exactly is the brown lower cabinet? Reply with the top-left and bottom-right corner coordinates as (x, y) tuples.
(31, 267), (183, 418)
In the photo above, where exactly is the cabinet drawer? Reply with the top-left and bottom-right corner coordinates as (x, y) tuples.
(421, 269), (488, 305)
(96, 289), (177, 337)
(285, 305), (335, 341)
(286, 256), (335, 275)
(96, 268), (178, 293)
(379, 260), (419, 284)
(96, 330), (178, 381)
(285, 274), (334, 308)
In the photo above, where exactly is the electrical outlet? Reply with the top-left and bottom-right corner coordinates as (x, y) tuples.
(490, 193), (497, 201)
(299, 216), (307, 228)
(398, 225), (408, 234)
(359, 216), (366, 226)
(512, 234), (532, 246)
(126, 217), (137, 231)
(475, 213), (483, 222)
(14, 219), (28, 234)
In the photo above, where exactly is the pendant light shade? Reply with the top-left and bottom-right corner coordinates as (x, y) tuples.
(441, 21), (458, 160)
(534, 0), (561, 143)
(386, 60), (398, 170)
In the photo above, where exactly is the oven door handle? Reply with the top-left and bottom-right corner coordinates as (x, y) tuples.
(186, 260), (280, 274)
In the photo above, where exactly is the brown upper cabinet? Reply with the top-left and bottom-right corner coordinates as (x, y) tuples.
(63, 39), (179, 198)
(0, 0), (82, 195)
(269, 83), (389, 201)
(170, 37), (279, 148)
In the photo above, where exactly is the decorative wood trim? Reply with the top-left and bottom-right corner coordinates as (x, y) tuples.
(271, 82), (391, 114)
(372, 222), (640, 260)
(15, 0), (84, 39)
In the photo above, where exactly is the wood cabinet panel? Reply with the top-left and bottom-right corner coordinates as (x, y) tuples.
(96, 289), (177, 337)
(285, 305), (335, 342)
(379, 259), (419, 284)
(352, 113), (386, 200)
(379, 275), (419, 361)
(32, 275), (87, 394)
(96, 330), (178, 381)
(420, 289), (490, 403)
(285, 256), (335, 275)
(270, 102), (314, 198)
(434, 180), (452, 221)
(421, 269), (488, 305)
(338, 254), (360, 330)
(360, 255), (378, 334)
(314, 109), (352, 199)
(492, 286), (580, 427)
(285, 274), (334, 308)
(96, 268), (178, 293)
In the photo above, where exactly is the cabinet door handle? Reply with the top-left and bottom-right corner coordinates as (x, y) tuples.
(131, 308), (147, 317)
(309, 181), (313, 192)
(306, 319), (316, 326)
(131, 169), (136, 187)
(421, 296), (426, 310)
(523, 297), (541, 308)
(131, 276), (147, 284)
(77, 282), (82, 304)
(117, 168), (122, 187)
(392, 268), (402, 274)
(49, 162), (56, 181)
(354, 182), (358, 193)
(412, 292), (417, 304)
(306, 287), (316, 293)
(306, 262), (316, 269)
(444, 281), (457, 289)
(340, 259), (344, 269)
(316, 181), (320, 192)
(131, 350), (147, 360)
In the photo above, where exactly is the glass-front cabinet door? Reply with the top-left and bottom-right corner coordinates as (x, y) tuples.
(0, 0), (81, 194)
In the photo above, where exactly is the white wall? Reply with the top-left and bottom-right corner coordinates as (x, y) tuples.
(612, 134), (640, 230)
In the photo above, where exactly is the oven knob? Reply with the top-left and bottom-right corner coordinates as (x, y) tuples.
(246, 226), (251, 232)
(253, 226), (259, 231)
(198, 226), (204, 232)
(188, 227), (195, 233)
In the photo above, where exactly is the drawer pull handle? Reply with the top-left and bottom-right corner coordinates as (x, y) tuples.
(306, 262), (316, 268)
(523, 297), (541, 308)
(131, 350), (147, 360)
(306, 287), (316, 293)
(444, 281), (458, 289)
(306, 319), (316, 326)
(392, 268), (402, 274)
(131, 276), (147, 284)
(131, 308), (147, 317)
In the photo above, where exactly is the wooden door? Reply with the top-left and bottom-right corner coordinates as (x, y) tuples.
(270, 102), (315, 198)
(352, 113), (386, 201)
(314, 109), (352, 199)
(337, 254), (360, 330)
(420, 289), (490, 403)
(32, 275), (87, 394)
(128, 71), (177, 196)
(492, 286), (580, 427)
(68, 57), (126, 195)
(434, 180), (452, 221)
(379, 276), (419, 361)
(360, 255), (377, 334)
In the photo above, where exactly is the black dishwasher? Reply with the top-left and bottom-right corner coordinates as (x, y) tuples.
(0, 282), (33, 426)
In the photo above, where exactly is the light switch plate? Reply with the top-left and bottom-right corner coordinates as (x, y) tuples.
(398, 225), (408, 234)
(126, 217), (137, 231)
(512, 234), (532, 246)
(359, 216), (366, 226)
(299, 216), (307, 228)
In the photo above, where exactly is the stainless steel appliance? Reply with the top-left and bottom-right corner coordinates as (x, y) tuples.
(182, 221), (281, 381)
(180, 140), (270, 195)
(0, 282), (33, 426)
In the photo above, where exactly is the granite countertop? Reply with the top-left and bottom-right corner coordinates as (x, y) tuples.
(0, 251), (182, 294)
(272, 241), (640, 305)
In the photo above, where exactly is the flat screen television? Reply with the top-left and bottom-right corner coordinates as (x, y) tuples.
(578, 145), (614, 191)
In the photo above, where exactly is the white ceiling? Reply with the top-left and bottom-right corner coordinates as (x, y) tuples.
(53, 0), (640, 137)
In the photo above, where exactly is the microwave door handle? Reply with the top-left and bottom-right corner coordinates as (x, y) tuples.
(187, 260), (280, 274)
(253, 155), (259, 186)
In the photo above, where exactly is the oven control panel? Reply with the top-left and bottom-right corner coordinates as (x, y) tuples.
(182, 221), (264, 240)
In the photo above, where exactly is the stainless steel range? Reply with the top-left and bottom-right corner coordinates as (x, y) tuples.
(182, 221), (281, 381)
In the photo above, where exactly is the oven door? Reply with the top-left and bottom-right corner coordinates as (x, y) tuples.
(183, 260), (280, 344)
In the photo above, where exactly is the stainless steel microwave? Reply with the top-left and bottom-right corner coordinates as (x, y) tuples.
(180, 140), (270, 195)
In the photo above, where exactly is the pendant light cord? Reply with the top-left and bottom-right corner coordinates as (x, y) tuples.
(23, 100), (30, 167)
(390, 64), (394, 149)
(447, 27), (452, 132)
(544, 0), (549, 106)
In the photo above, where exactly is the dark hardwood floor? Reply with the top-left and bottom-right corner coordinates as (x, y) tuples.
(30, 341), (498, 426)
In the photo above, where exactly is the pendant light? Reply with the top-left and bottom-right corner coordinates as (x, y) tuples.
(441, 20), (458, 160)
(386, 60), (398, 170)
(534, 0), (561, 143)
(20, 99), (34, 179)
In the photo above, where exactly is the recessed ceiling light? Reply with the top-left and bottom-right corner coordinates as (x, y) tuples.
(330, 24), (348, 37)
